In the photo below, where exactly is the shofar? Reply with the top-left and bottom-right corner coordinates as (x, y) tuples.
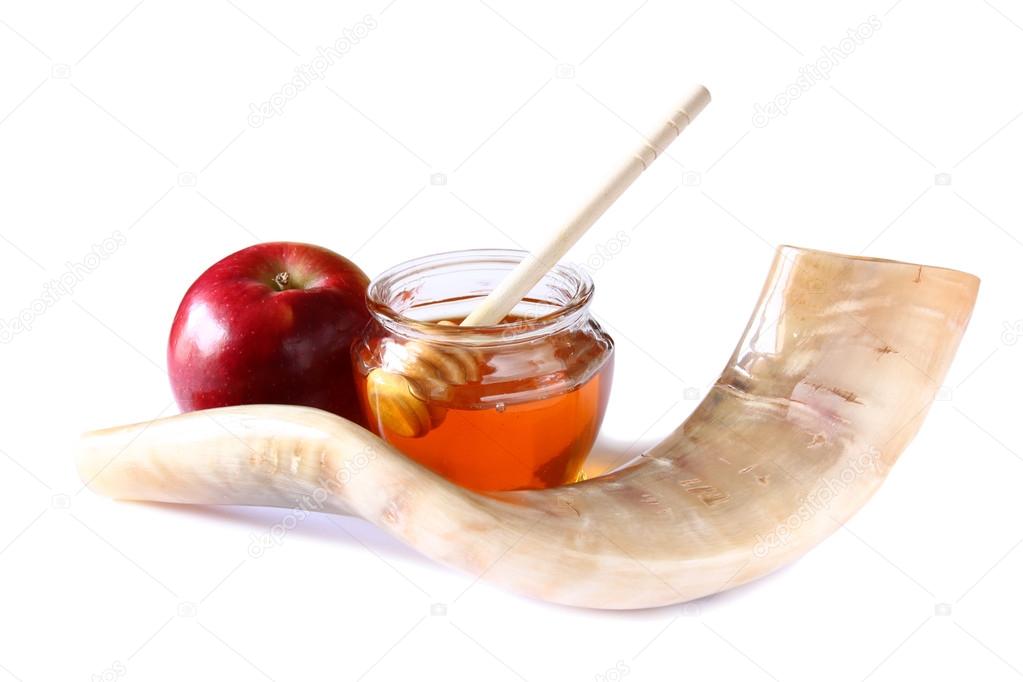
(76, 246), (979, 609)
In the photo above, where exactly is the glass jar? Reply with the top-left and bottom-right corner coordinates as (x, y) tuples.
(351, 249), (614, 492)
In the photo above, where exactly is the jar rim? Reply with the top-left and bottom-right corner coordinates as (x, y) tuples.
(366, 248), (595, 344)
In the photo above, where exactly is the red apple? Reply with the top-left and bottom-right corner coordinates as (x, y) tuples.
(168, 242), (370, 425)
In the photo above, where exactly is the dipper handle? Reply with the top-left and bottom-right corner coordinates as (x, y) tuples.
(461, 85), (711, 327)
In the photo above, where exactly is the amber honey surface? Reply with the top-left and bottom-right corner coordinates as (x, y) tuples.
(354, 316), (614, 491)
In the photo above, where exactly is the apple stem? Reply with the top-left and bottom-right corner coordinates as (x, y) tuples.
(273, 272), (290, 290)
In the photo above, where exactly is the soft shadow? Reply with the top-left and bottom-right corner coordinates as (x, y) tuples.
(131, 501), (796, 615)
(134, 501), (428, 564)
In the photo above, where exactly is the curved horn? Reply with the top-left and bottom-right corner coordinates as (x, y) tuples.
(76, 246), (979, 609)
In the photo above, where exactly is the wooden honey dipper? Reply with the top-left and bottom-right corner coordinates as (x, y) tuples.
(366, 85), (711, 437)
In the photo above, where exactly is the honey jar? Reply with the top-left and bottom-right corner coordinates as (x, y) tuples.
(351, 249), (614, 491)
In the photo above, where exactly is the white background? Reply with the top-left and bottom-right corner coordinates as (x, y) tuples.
(1, 1), (1021, 680)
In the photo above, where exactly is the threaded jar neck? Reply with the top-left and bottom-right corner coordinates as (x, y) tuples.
(366, 249), (594, 346)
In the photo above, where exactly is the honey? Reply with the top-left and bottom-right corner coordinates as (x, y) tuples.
(351, 250), (614, 492)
